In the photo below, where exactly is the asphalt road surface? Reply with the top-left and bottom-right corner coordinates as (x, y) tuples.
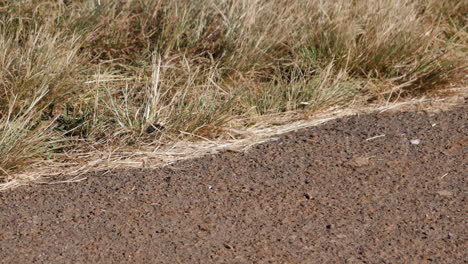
(1, 102), (466, 263)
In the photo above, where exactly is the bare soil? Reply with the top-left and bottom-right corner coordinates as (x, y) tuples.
(1, 102), (466, 264)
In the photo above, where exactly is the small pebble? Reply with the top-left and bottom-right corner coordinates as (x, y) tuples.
(224, 243), (233, 249)
(437, 190), (453, 196)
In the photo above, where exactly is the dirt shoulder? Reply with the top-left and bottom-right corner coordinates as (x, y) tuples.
(1, 102), (466, 263)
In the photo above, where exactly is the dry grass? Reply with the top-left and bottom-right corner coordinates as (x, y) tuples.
(0, 0), (466, 185)
(2, 93), (465, 191)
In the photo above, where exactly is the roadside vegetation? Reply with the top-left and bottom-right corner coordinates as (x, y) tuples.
(0, 0), (466, 183)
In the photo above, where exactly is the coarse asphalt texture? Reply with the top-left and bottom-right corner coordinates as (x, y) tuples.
(1, 102), (466, 264)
